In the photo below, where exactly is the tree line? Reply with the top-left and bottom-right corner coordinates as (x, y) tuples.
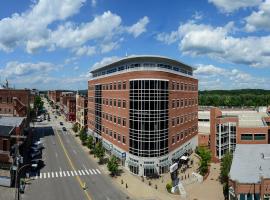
(199, 89), (270, 107)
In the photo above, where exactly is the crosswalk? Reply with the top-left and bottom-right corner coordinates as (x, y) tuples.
(57, 131), (72, 135)
(36, 168), (102, 180)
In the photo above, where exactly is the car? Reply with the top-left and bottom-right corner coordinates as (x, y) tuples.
(30, 150), (41, 159)
(32, 141), (44, 149)
(31, 159), (44, 170)
(60, 122), (63, 125)
(55, 116), (57, 119)
(62, 127), (67, 131)
(48, 118), (50, 121)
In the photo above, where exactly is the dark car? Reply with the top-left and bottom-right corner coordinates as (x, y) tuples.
(62, 127), (67, 131)
(60, 122), (63, 125)
(31, 159), (44, 170)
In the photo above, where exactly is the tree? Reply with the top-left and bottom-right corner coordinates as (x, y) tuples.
(196, 147), (211, 176)
(34, 96), (44, 112)
(79, 128), (87, 145)
(94, 142), (105, 163)
(107, 156), (119, 176)
(72, 123), (79, 133)
(86, 135), (94, 150)
(220, 151), (233, 200)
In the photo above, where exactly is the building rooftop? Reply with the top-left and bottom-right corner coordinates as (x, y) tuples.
(230, 144), (270, 183)
(198, 122), (210, 135)
(0, 116), (25, 127)
(0, 125), (14, 137)
(222, 110), (268, 127)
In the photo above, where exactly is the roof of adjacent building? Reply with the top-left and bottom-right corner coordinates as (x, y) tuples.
(90, 55), (195, 73)
(221, 110), (268, 127)
(198, 122), (210, 135)
(0, 116), (25, 127)
(230, 144), (270, 183)
(0, 125), (14, 137)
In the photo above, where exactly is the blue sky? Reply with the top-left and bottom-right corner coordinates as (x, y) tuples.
(0, 0), (269, 90)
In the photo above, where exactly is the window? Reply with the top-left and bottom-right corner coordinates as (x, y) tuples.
(172, 100), (175, 108)
(181, 99), (184, 107)
(122, 136), (126, 144)
(123, 118), (126, 127)
(123, 81), (126, 89)
(109, 130), (112, 137)
(106, 99), (108, 105)
(110, 83), (113, 90)
(118, 81), (122, 90)
(172, 118), (175, 127)
(123, 100), (126, 108)
(172, 136), (175, 144)
(254, 134), (266, 140)
(110, 115), (112, 121)
(110, 99), (112, 106)
(114, 82), (117, 90)
(172, 81), (176, 90)
(177, 82), (180, 90)
(106, 128), (108, 135)
(241, 134), (253, 140)
(118, 117), (121, 125)
(114, 116), (117, 124)
(114, 99), (116, 106)
(177, 99), (180, 108)
(118, 133), (121, 141)
(118, 99), (121, 108)
(177, 133), (180, 141)
(114, 132), (117, 139)
(180, 82), (184, 90)
(177, 117), (180, 125)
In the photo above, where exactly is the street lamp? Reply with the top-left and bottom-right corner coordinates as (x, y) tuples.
(14, 163), (36, 200)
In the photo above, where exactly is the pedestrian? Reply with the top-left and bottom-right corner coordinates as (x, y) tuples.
(126, 183), (128, 189)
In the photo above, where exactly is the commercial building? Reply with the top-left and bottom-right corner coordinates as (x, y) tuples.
(76, 92), (88, 129)
(0, 88), (31, 118)
(47, 90), (62, 103)
(229, 144), (270, 200)
(59, 92), (76, 122)
(199, 108), (270, 161)
(88, 55), (198, 176)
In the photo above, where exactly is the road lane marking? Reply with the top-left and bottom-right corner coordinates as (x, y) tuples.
(71, 171), (74, 176)
(88, 169), (93, 175)
(96, 169), (101, 174)
(55, 129), (92, 200)
(74, 171), (78, 175)
(63, 171), (66, 177)
(39, 173), (42, 179)
(81, 170), (85, 175)
(92, 169), (97, 174)
(52, 172), (54, 178)
(55, 172), (58, 177)
(59, 171), (62, 177)
(78, 170), (82, 175)
(67, 171), (70, 176)
(85, 169), (89, 175)
(44, 173), (46, 179)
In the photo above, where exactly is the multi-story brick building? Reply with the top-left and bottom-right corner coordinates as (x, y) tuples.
(229, 144), (270, 200)
(0, 89), (31, 118)
(47, 90), (62, 103)
(59, 92), (76, 122)
(88, 55), (198, 176)
(202, 107), (270, 162)
(76, 93), (88, 129)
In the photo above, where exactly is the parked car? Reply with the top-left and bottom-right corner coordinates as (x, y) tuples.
(32, 141), (44, 149)
(60, 122), (63, 125)
(31, 159), (44, 170)
(30, 150), (41, 159)
(62, 127), (67, 131)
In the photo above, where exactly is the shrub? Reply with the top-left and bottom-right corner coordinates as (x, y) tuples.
(166, 182), (172, 193)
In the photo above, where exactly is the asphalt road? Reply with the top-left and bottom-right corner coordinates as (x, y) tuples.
(22, 101), (130, 200)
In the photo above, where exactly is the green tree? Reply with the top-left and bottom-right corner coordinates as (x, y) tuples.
(94, 142), (105, 163)
(72, 123), (79, 133)
(107, 156), (119, 176)
(79, 128), (87, 145)
(220, 151), (233, 200)
(86, 135), (94, 150)
(196, 147), (211, 176)
(34, 96), (44, 111)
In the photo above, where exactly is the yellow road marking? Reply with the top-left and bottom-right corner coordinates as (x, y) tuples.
(56, 129), (92, 200)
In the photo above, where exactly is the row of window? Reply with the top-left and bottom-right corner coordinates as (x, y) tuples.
(92, 62), (193, 78)
(171, 81), (197, 91)
(101, 113), (127, 127)
(102, 127), (126, 144)
(172, 98), (197, 109)
(171, 125), (198, 144)
(171, 112), (197, 127)
(102, 98), (126, 108)
(89, 81), (127, 91)
(241, 134), (266, 141)
(0, 97), (13, 103)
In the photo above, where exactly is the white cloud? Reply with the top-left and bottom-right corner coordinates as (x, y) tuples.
(91, 56), (120, 71)
(91, 0), (97, 7)
(0, 0), (86, 52)
(0, 1), (149, 55)
(245, 0), (270, 32)
(208, 0), (262, 13)
(156, 31), (179, 45)
(0, 61), (55, 77)
(127, 16), (149, 37)
(194, 64), (269, 90)
(157, 20), (270, 67)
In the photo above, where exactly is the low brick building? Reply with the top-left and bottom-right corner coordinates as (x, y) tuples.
(0, 88), (31, 118)
(59, 92), (76, 122)
(229, 144), (270, 200)
(76, 93), (88, 129)
(199, 108), (270, 162)
(47, 90), (62, 103)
